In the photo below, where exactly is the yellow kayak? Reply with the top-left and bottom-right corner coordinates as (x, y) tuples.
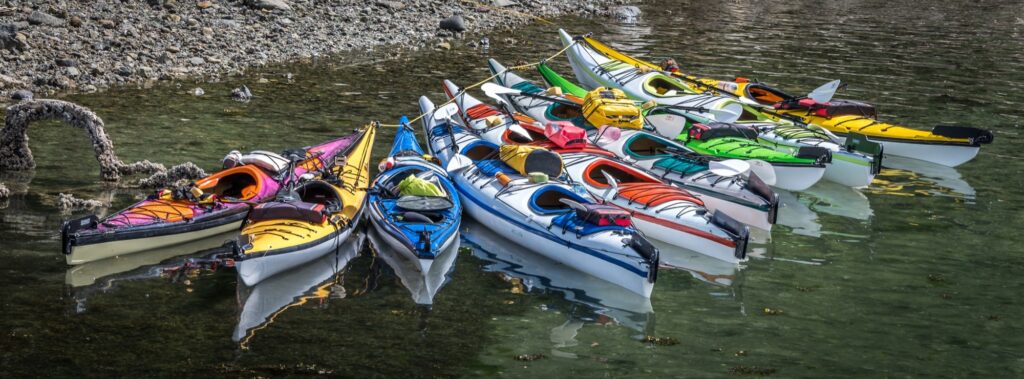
(580, 35), (993, 167)
(235, 124), (376, 285)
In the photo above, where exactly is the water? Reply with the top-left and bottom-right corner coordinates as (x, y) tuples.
(2, 0), (1023, 376)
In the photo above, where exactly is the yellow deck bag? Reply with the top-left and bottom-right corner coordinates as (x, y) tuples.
(582, 87), (643, 129)
(499, 145), (563, 177)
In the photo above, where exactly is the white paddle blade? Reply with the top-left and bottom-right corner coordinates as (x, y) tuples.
(445, 154), (473, 172)
(644, 113), (687, 140)
(709, 104), (743, 123)
(599, 170), (620, 200)
(709, 159), (751, 177)
(738, 96), (764, 106)
(481, 82), (520, 97)
(508, 123), (534, 142)
(432, 103), (460, 122)
(745, 159), (777, 186)
(808, 80), (841, 103)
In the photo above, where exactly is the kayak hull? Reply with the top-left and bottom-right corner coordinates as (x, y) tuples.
(836, 135), (979, 167)
(236, 222), (358, 287)
(65, 215), (243, 265)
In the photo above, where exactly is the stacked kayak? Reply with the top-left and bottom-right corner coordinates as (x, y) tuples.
(554, 30), (830, 191)
(483, 62), (779, 231)
(441, 78), (750, 262)
(61, 134), (365, 265)
(234, 124), (376, 286)
(529, 59), (880, 188)
(419, 96), (659, 297)
(367, 118), (462, 275)
(577, 33), (993, 167)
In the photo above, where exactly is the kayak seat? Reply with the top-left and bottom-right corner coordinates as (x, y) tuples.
(529, 186), (589, 215)
(616, 182), (702, 208)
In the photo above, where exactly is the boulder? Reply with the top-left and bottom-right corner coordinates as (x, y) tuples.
(27, 11), (64, 26)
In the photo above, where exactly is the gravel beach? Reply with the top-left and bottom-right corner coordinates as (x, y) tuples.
(0, 0), (630, 99)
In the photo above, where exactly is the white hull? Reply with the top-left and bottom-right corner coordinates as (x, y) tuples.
(236, 227), (355, 286)
(837, 136), (979, 167)
(455, 175), (653, 298)
(66, 231), (237, 288)
(772, 165), (825, 191)
(696, 193), (772, 232)
(825, 152), (875, 188)
(66, 220), (242, 265)
(634, 216), (740, 263)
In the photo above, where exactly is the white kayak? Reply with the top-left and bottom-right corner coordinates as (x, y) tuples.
(420, 96), (658, 298)
(556, 29), (744, 123)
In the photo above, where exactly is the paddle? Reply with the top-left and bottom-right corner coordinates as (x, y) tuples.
(482, 82), (580, 108)
(807, 80), (842, 103)
(477, 83), (533, 141)
(445, 153), (473, 173)
(599, 170), (620, 202)
(432, 102), (462, 153)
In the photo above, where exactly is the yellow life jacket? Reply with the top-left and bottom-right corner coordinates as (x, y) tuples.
(582, 87), (643, 130)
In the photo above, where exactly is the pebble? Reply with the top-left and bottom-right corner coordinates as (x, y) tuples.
(191, 87), (205, 96)
(0, 0), (617, 98)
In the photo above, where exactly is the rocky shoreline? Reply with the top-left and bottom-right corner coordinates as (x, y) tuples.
(0, 0), (632, 100)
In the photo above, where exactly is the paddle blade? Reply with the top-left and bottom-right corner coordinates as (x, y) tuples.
(808, 80), (841, 103)
(709, 159), (751, 177)
(644, 113), (687, 140)
(599, 170), (620, 201)
(445, 154), (473, 172)
(745, 159), (777, 186)
(433, 103), (460, 122)
(509, 123), (533, 142)
(481, 82), (520, 97)
(709, 104), (743, 123)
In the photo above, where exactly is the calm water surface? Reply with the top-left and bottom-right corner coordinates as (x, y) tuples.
(2, 0), (1023, 377)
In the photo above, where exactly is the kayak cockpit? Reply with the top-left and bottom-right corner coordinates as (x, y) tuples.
(644, 75), (693, 97)
(583, 159), (657, 188)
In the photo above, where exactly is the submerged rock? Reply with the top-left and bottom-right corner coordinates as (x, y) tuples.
(611, 6), (641, 23)
(231, 85), (253, 101)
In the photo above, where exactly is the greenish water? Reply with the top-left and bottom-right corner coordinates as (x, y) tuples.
(2, 0), (1023, 377)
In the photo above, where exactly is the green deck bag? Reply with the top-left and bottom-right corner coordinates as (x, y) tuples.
(397, 174), (444, 197)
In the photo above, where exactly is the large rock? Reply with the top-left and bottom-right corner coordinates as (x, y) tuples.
(1, 24), (27, 51)
(250, 0), (291, 11)
(611, 6), (641, 23)
(439, 15), (466, 33)
(27, 11), (64, 26)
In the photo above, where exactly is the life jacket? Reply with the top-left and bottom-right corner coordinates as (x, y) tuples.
(582, 87), (643, 130)
(774, 98), (877, 118)
(687, 122), (759, 142)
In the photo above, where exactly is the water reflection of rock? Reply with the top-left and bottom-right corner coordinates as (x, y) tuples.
(367, 228), (458, 306)
(234, 231), (366, 348)
(461, 220), (654, 335)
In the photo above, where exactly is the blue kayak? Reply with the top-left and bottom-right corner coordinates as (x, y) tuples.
(367, 117), (462, 273)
